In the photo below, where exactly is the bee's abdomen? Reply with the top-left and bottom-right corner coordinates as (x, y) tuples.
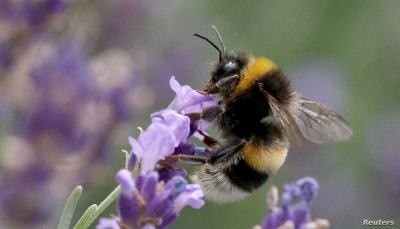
(224, 159), (269, 192)
(242, 140), (288, 174)
(190, 164), (251, 203)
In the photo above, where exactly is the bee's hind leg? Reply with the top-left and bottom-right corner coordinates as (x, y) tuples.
(209, 141), (246, 164)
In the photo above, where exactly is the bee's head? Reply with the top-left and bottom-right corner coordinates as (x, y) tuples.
(193, 26), (252, 95)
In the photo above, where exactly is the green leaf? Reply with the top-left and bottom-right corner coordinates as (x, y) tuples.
(73, 204), (97, 229)
(85, 185), (122, 228)
(57, 186), (83, 229)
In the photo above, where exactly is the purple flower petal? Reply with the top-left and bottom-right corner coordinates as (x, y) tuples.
(283, 183), (301, 200)
(116, 169), (135, 197)
(118, 194), (139, 227)
(263, 209), (288, 229)
(296, 177), (319, 205)
(135, 174), (145, 192)
(173, 142), (196, 155)
(290, 203), (310, 228)
(127, 150), (137, 171)
(129, 123), (176, 174)
(157, 167), (187, 183)
(141, 224), (156, 229)
(163, 176), (187, 199)
(128, 136), (144, 158)
(96, 218), (120, 229)
(143, 193), (174, 220)
(156, 212), (178, 229)
(193, 146), (212, 156)
(116, 169), (139, 226)
(262, 177), (320, 229)
(143, 176), (186, 219)
(152, 111), (190, 146)
(188, 121), (199, 137)
(140, 172), (159, 203)
(166, 76), (218, 115)
(169, 76), (182, 94)
(181, 99), (218, 115)
(280, 192), (292, 210)
(174, 184), (205, 212)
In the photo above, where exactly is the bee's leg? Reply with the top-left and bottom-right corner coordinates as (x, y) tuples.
(196, 130), (218, 147)
(209, 141), (246, 164)
(185, 112), (218, 146)
(200, 106), (222, 122)
(186, 112), (201, 121)
(186, 106), (222, 123)
(215, 74), (239, 89)
(186, 106), (222, 147)
(161, 154), (208, 166)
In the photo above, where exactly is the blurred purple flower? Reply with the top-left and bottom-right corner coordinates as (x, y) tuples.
(283, 177), (319, 206)
(260, 177), (329, 229)
(0, 0), (69, 74)
(91, 50), (138, 122)
(0, 40), (138, 228)
(0, 42), (92, 227)
(0, 0), (67, 32)
(23, 42), (92, 151)
(0, 43), (13, 69)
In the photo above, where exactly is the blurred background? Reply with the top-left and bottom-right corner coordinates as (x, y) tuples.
(0, 0), (399, 228)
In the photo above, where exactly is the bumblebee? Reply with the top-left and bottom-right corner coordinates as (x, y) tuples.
(187, 26), (353, 203)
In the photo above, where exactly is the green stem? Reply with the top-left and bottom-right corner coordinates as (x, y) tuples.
(86, 185), (122, 227)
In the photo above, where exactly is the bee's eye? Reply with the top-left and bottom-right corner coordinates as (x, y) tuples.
(213, 61), (238, 82)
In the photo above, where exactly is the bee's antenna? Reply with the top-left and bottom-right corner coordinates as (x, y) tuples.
(211, 25), (226, 58)
(192, 32), (223, 62)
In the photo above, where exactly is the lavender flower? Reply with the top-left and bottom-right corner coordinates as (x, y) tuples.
(97, 77), (211, 229)
(98, 135), (204, 229)
(128, 123), (176, 175)
(0, 0), (67, 33)
(257, 177), (329, 229)
(152, 76), (218, 132)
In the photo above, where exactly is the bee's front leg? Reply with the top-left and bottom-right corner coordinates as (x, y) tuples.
(186, 106), (222, 147)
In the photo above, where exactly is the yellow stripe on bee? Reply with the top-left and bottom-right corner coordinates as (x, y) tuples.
(233, 57), (277, 97)
(243, 140), (287, 173)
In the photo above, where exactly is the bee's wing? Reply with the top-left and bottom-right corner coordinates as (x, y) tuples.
(258, 83), (306, 146)
(258, 83), (353, 145)
(294, 97), (353, 143)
